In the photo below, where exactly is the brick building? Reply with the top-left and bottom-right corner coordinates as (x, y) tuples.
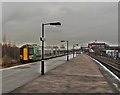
(88, 42), (109, 49)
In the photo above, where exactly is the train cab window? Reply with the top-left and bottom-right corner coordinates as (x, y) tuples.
(20, 48), (23, 55)
(29, 48), (34, 55)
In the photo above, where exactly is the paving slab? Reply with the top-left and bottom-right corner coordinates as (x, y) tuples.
(11, 54), (114, 93)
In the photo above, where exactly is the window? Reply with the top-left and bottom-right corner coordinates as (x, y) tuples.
(29, 48), (34, 55)
(20, 48), (23, 55)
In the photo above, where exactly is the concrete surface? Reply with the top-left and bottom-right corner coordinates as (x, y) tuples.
(2, 54), (74, 93)
(11, 54), (114, 93)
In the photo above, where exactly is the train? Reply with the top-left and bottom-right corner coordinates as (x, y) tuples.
(106, 50), (120, 60)
(19, 44), (66, 63)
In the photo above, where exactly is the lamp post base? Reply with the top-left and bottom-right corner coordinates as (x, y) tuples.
(41, 60), (44, 75)
(67, 55), (69, 61)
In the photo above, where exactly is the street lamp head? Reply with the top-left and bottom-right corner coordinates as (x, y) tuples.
(61, 40), (65, 42)
(49, 22), (61, 26)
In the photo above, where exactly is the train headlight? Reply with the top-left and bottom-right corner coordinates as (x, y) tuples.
(29, 55), (33, 59)
(20, 55), (22, 59)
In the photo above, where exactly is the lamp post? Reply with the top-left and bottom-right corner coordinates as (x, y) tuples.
(61, 40), (69, 61)
(73, 44), (78, 58)
(40, 22), (61, 75)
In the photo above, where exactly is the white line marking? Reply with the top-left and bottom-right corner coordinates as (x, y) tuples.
(88, 55), (120, 82)
(0, 62), (39, 71)
(0, 54), (74, 71)
(0, 55), (68, 71)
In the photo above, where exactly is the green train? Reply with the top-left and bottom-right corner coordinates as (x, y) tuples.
(20, 44), (40, 63)
(20, 44), (66, 63)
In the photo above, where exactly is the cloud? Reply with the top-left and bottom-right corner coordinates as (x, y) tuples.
(2, 2), (118, 46)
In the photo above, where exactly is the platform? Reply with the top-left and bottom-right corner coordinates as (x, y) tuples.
(11, 54), (115, 93)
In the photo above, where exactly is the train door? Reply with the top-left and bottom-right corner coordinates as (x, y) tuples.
(23, 48), (28, 60)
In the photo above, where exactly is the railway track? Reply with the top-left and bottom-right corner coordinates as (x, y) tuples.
(88, 54), (120, 79)
(98, 60), (120, 79)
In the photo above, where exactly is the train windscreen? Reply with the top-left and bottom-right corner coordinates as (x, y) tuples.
(29, 48), (34, 55)
(20, 48), (23, 55)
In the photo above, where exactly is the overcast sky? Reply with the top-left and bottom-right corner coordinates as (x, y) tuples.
(2, 2), (118, 47)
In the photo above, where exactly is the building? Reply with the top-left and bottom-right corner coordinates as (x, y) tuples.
(88, 42), (119, 59)
(88, 42), (109, 50)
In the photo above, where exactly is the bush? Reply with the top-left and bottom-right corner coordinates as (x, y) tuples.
(2, 55), (13, 67)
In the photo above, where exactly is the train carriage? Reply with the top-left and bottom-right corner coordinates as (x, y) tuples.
(20, 44), (40, 63)
(19, 44), (66, 63)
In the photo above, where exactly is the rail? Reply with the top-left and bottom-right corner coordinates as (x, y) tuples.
(88, 53), (120, 78)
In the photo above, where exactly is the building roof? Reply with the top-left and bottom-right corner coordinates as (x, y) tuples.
(88, 42), (108, 45)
